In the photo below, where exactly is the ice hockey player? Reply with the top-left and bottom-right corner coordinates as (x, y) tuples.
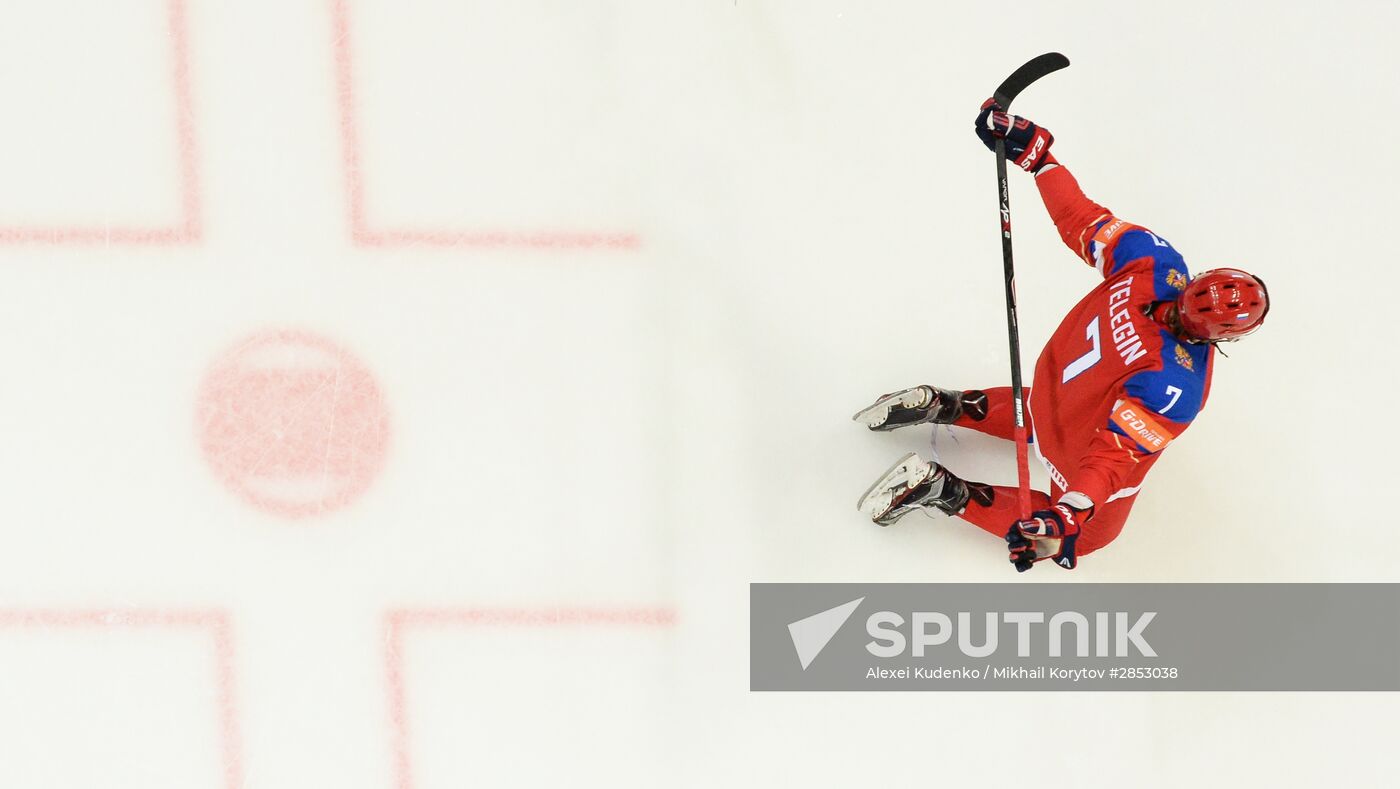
(853, 99), (1270, 572)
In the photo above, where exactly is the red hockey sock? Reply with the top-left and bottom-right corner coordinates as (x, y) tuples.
(953, 386), (1032, 443)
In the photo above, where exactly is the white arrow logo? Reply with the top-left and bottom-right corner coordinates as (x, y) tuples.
(787, 597), (864, 670)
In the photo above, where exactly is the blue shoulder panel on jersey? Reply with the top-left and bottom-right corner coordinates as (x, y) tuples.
(1150, 253), (1192, 302)
(1105, 330), (1209, 452)
(1107, 228), (1189, 302)
(1124, 332), (1209, 423)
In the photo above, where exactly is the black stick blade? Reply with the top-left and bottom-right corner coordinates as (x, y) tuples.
(993, 52), (1070, 109)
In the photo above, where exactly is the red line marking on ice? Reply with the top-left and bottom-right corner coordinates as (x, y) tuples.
(0, 0), (201, 245)
(169, 0), (202, 241)
(0, 608), (242, 789)
(330, 0), (367, 242)
(328, 0), (640, 250)
(210, 613), (244, 789)
(384, 612), (413, 789)
(383, 606), (674, 789)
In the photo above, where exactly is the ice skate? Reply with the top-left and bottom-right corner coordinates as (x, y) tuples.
(856, 452), (975, 526)
(852, 385), (988, 432)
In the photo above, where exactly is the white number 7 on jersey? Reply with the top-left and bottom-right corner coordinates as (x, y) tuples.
(1158, 385), (1182, 414)
(1062, 317), (1102, 383)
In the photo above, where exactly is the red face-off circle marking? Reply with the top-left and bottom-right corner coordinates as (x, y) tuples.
(197, 330), (390, 518)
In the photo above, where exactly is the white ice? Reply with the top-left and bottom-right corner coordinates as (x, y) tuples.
(0, 1), (1395, 787)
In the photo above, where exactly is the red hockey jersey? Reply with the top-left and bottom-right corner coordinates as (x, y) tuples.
(1030, 165), (1214, 515)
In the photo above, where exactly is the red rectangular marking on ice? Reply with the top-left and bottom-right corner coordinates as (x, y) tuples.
(385, 607), (673, 789)
(330, 0), (640, 250)
(0, 0), (200, 245)
(0, 609), (240, 789)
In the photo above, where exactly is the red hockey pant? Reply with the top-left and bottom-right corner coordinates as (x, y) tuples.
(952, 387), (1131, 556)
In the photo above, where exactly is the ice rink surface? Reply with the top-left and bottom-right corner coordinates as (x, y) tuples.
(0, 1), (1395, 786)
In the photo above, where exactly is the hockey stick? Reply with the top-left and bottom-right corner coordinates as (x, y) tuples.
(990, 52), (1069, 520)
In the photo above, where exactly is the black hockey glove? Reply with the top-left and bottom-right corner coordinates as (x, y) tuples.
(1005, 503), (1085, 572)
(974, 98), (1055, 173)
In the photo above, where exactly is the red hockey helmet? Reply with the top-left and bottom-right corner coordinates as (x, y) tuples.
(1176, 268), (1270, 342)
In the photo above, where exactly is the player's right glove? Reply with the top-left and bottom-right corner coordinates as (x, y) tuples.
(1005, 503), (1085, 572)
(974, 98), (1055, 173)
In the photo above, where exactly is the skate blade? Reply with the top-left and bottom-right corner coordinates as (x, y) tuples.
(851, 387), (925, 429)
(856, 451), (934, 522)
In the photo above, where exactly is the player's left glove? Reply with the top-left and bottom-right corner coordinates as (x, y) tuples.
(974, 98), (1055, 173)
(1005, 503), (1086, 572)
